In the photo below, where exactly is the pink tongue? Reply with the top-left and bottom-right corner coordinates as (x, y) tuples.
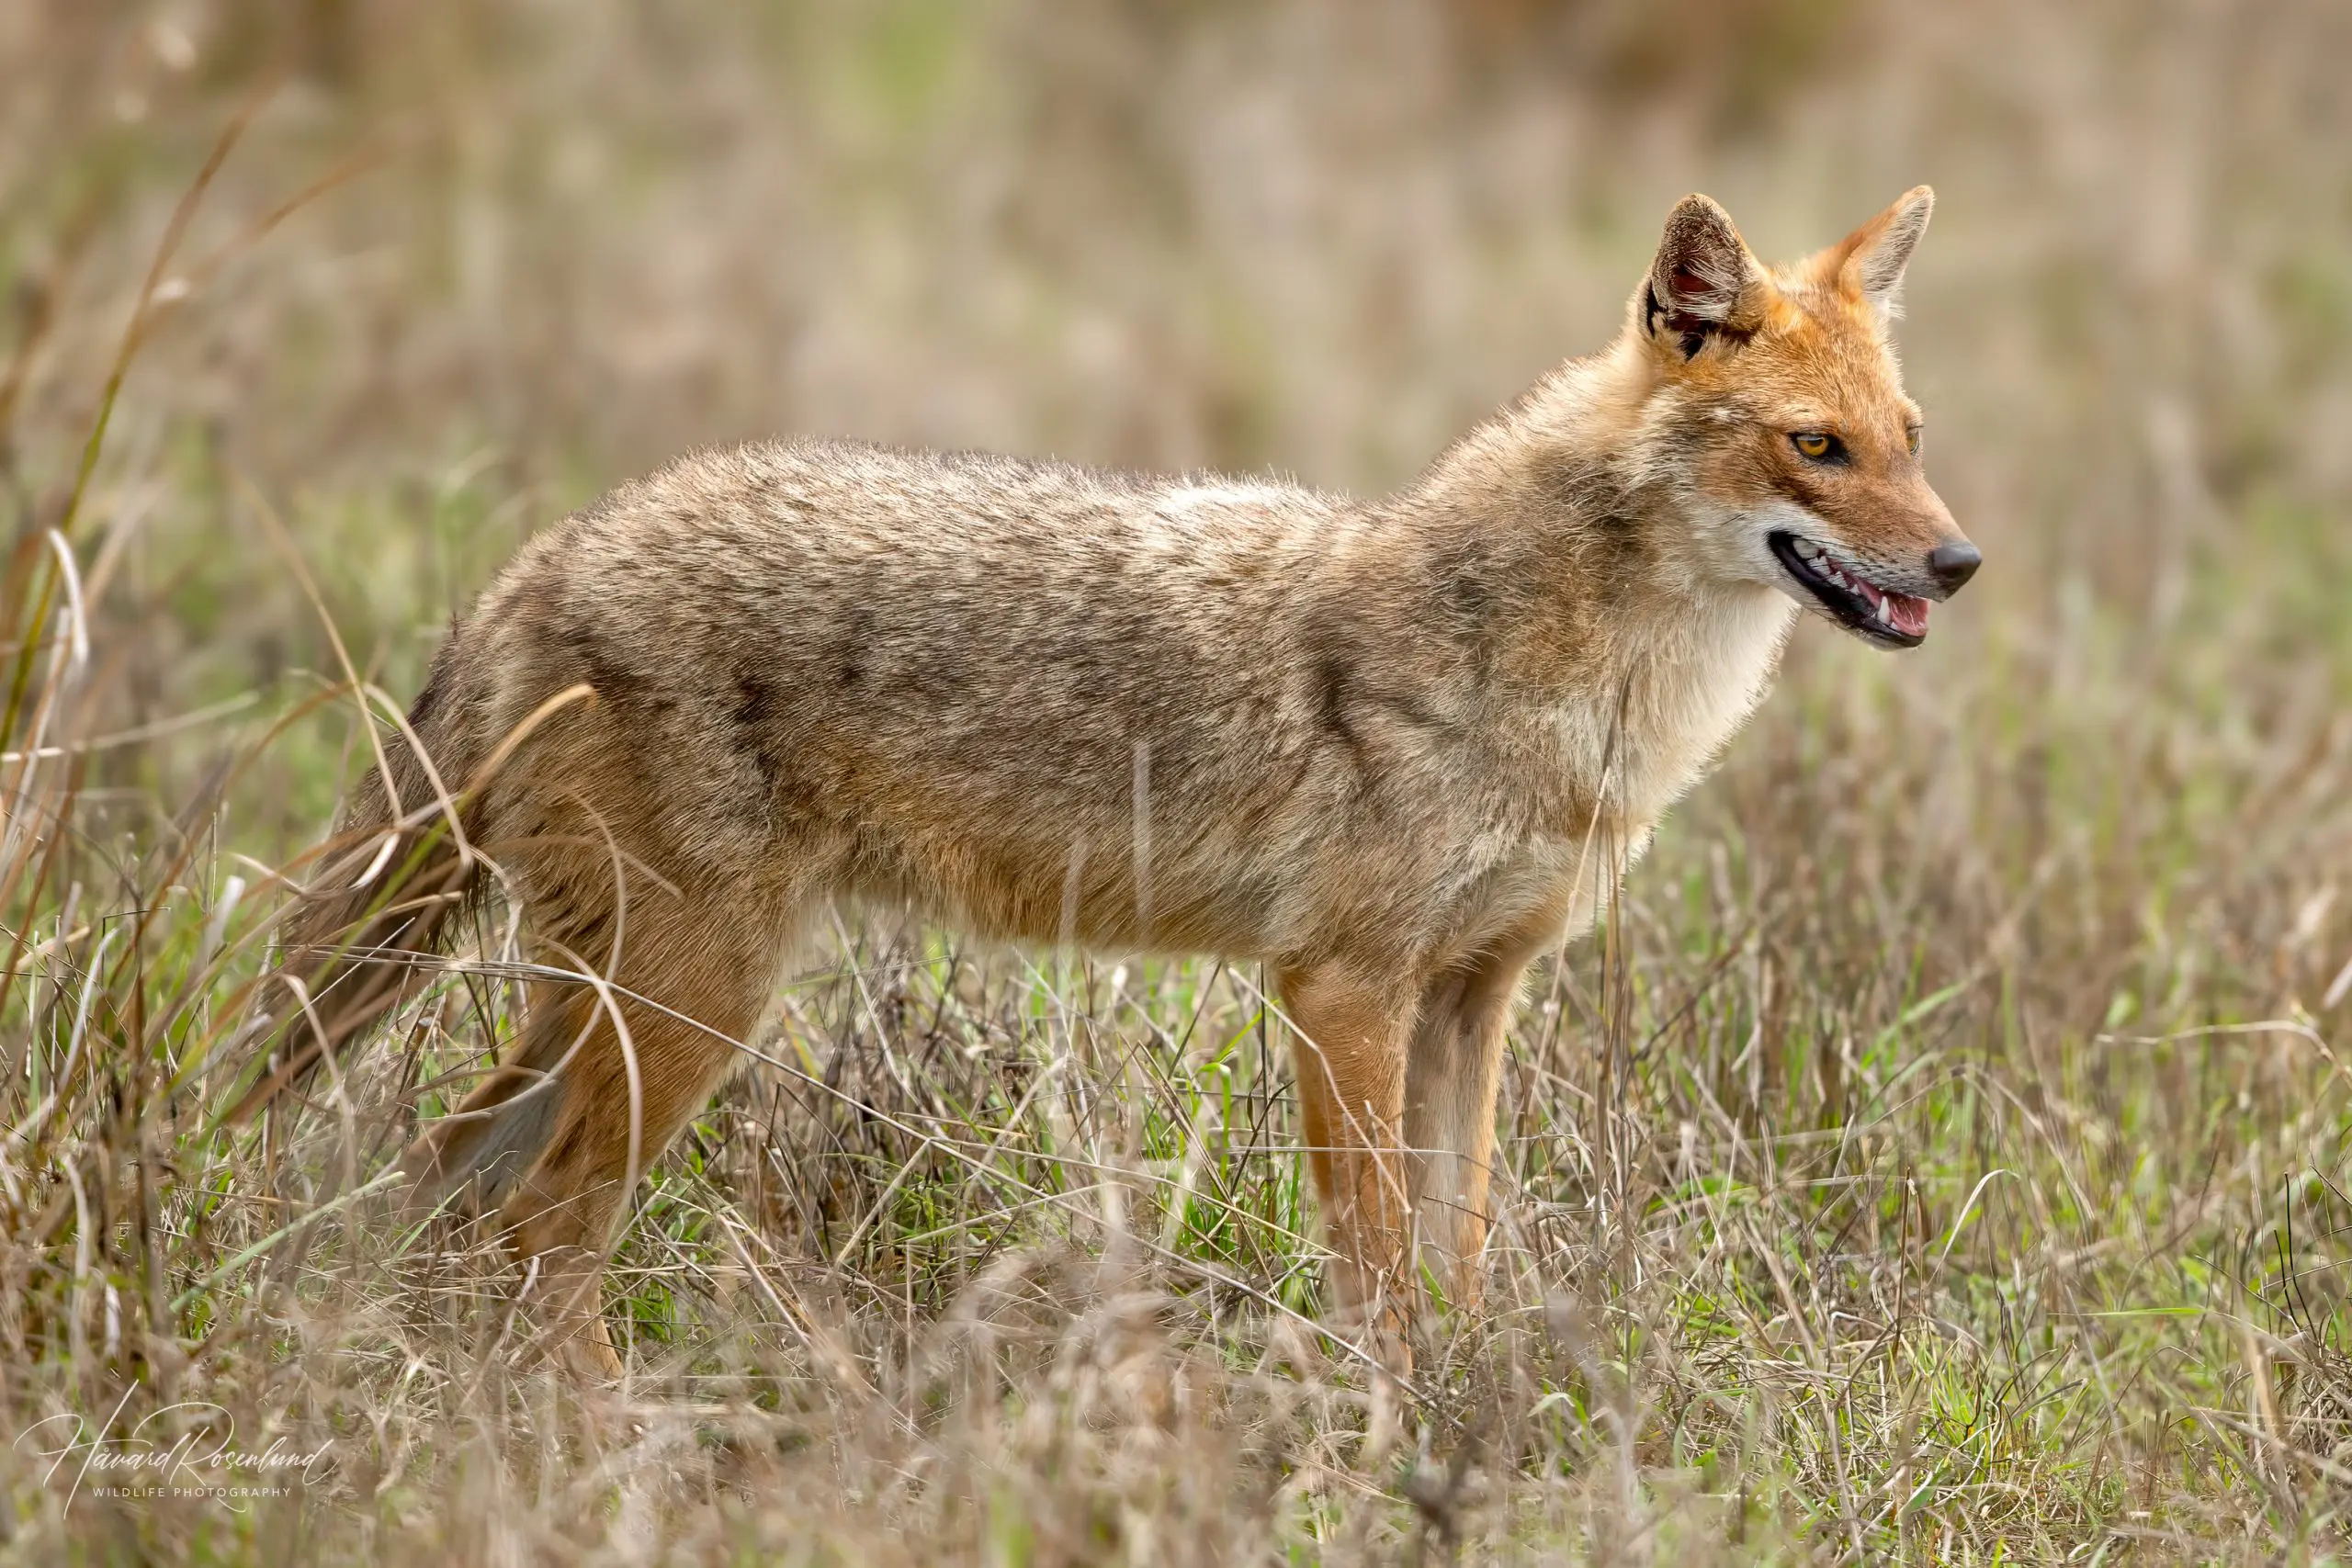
(1850, 576), (1931, 637)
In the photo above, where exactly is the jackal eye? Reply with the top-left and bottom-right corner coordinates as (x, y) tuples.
(1905, 425), (1923, 456)
(1790, 431), (1843, 462)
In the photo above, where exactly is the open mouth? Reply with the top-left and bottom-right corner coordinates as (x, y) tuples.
(1767, 531), (1930, 649)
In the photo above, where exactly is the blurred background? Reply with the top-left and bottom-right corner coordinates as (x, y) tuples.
(6, 1), (2348, 835)
(7, 4), (2352, 1556)
(8, 0), (2351, 1129)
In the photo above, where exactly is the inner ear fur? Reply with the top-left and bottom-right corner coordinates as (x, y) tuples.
(1828, 185), (1934, 306)
(1645, 193), (1765, 356)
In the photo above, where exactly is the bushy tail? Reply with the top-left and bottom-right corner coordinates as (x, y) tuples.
(227, 649), (489, 1122)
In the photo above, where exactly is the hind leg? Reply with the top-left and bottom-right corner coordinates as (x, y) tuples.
(405, 890), (787, 1377)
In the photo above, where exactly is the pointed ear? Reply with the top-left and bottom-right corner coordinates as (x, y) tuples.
(1644, 195), (1764, 356)
(1835, 185), (1934, 310)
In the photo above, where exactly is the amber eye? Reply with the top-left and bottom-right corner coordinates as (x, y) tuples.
(1791, 431), (1839, 461)
(1905, 425), (1924, 456)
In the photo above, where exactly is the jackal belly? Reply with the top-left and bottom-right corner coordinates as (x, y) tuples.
(827, 801), (1295, 960)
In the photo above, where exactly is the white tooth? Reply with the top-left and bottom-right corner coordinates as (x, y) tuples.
(1793, 538), (1819, 559)
(1876, 600), (1894, 625)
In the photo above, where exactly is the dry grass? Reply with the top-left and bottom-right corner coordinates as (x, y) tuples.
(4, 1), (2352, 1562)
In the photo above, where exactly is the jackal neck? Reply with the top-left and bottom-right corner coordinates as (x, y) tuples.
(1385, 342), (1795, 820)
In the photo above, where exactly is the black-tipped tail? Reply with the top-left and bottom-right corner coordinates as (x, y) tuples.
(227, 651), (487, 1123)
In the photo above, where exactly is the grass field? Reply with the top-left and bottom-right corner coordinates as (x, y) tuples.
(5, 2), (2352, 1562)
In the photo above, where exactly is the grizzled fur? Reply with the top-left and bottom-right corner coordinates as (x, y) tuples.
(245, 188), (1975, 1375)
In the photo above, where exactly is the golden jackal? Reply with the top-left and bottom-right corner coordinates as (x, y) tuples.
(242, 187), (1977, 1374)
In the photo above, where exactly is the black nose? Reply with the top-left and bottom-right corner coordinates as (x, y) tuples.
(1927, 539), (1981, 593)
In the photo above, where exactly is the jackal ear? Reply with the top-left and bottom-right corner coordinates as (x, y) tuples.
(1645, 194), (1763, 357)
(1834, 186), (1934, 312)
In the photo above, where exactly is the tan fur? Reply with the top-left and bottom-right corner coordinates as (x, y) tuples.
(249, 188), (1976, 1374)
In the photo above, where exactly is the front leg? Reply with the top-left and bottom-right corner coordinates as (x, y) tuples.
(1402, 939), (1545, 1309)
(1276, 962), (1415, 1344)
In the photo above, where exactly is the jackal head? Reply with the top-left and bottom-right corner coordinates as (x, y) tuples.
(1633, 186), (1978, 649)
